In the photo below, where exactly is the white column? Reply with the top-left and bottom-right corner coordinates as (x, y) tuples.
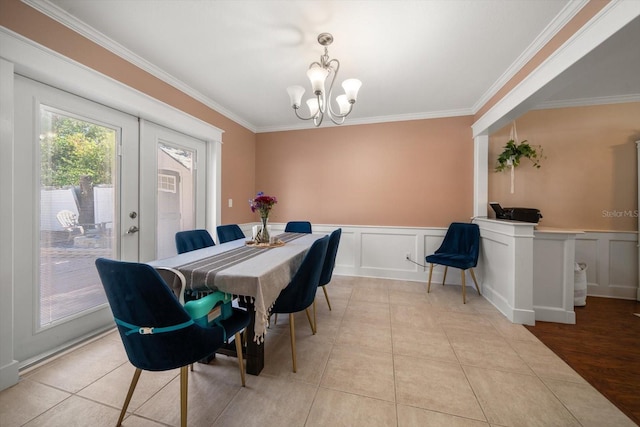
(473, 134), (489, 218)
(207, 137), (223, 233)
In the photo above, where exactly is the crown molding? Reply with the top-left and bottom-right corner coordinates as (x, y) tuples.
(22, 0), (257, 133)
(471, 0), (589, 114)
(533, 94), (640, 110)
(255, 108), (473, 133)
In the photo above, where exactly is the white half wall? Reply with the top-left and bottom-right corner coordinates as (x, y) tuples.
(245, 223), (638, 309)
(474, 218), (536, 325)
(172, 222), (640, 326)
(533, 230), (578, 324)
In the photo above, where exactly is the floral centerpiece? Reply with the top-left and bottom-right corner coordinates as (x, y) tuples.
(249, 191), (277, 243)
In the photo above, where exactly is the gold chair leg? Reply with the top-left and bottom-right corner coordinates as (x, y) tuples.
(289, 313), (297, 373)
(427, 263), (434, 293)
(116, 368), (142, 427)
(442, 266), (448, 286)
(234, 332), (246, 387)
(274, 313), (278, 326)
(305, 307), (316, 335)
(461, 269), (467, 304)
(313, 299), (317, 334)
(470, 268), (481, 295)
(180, 366), (188, 427)
(322, 285), (332, 310)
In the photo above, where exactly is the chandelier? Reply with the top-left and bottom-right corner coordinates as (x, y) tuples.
(286, 33), (362, 127)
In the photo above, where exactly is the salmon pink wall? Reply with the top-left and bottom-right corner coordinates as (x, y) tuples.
(255, 117), (475, 227)
(489, 102), (640, 231)
(220, 125), (256, 224)
(0, 0), (256, 224)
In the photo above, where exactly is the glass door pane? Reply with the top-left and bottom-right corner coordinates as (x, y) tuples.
(157, 143), (196, 259)
(39, 108), (116, 326)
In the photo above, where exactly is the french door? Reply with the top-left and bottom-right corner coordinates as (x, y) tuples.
(13, 76), (139, 362)
(13, 77), (209, 363)
(139, 120), (207, 261)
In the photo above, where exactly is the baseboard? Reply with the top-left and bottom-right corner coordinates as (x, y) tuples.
(0, 360), (19, 390)
(534, 305), (576, 324)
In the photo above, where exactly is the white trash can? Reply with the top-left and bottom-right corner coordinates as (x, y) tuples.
(574, 262), (587, 306)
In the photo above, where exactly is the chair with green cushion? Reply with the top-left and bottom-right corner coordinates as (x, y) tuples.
(95, 258), (250, 427)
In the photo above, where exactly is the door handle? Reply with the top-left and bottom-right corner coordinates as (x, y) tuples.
(127, 226), (139, 234)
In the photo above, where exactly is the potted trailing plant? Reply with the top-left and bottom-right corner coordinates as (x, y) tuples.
(495, 139), (544, 172)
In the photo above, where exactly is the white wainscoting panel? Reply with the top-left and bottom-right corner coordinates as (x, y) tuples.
(328, 225), (445, 282)
(532, 231), (577, 324)
(237, 223), (639, 310)
(575, 231), (638, 300)
(241, 223), (452, 283)
(361, 231), (418, 276)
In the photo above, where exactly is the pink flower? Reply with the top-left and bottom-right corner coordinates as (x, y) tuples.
(249, 192), (277, 217)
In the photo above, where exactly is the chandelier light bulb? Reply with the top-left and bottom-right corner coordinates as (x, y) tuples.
(336, 95), (350, 114)
(306, 98), (320, 117)
(342, 79), (362, 103)
(307, 66), (329, 95)
(287, 85), (305, 108)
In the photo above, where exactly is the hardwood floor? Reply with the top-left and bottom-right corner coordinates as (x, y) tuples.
(525, 296), (640, 425)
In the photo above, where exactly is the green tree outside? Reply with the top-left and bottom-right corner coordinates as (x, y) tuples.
(40, 111), (115, 188)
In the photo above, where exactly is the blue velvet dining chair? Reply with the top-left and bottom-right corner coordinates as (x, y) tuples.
(175, 229), (215, 254)
(284, 221), (312, 233)
(95, 258), (250, 427)
(425, 222), (481, 304)
(216, 224), (245, 244)
(270, 235), (329, 372)
(317, 228), (342, 311)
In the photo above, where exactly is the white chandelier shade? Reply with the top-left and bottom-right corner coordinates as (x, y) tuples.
(307, 66), (329, 94)
(286, 33), (362, 126)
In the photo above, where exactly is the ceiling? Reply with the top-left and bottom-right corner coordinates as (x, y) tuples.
(32, 1), (640, 133)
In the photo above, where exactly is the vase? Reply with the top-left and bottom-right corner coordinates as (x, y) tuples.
(256, 216), (270, 244)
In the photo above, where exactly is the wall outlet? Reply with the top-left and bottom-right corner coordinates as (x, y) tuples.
(405, 252), (411, 260)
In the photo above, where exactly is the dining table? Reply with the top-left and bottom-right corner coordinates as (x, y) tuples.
(147, 231), (322, 375)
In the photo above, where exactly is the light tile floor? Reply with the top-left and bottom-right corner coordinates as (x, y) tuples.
(1, 276), (636, 427)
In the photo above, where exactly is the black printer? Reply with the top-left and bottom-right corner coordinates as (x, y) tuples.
(490, 202), (542, 224)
